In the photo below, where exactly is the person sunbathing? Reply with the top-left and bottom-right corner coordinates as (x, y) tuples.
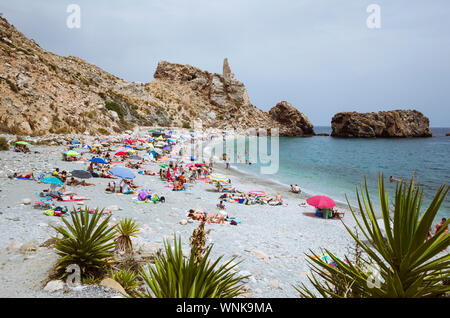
(187, 209), (225, 224)
(58, 171), (68, 182)
(106, 181), (117, 192)
(143, 170), (156, 175)
(217, 200), (226, 210)
(173, 180), (184, 191)
(189, 173), (197, 183)
(9, 172), (35, 180)
(67, 177), (95, 187)
(331, 208), (345, 218)
(216, 183), (239, 193)
(120, 180), (136, 194)
(178, 174), (186, 184)
(274, 192), (283, 204)
(72, 207), (112, 215)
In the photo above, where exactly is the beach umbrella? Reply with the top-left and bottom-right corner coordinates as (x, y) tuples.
(128, 155), (142, 161)
(306, 195), (336, 209)
(71, 170), (92, 179)
(64, 150), (79, 157)
(115, 151), (127, 156)
(90, 157), (108, 164)
(109, 167), (135, 180)
(208, 173), (228, 182)
(41, 176), (64, 186)
(15, 141), (29, 145)
(159, 164), (167, 168)
(71, 140), (80, 144)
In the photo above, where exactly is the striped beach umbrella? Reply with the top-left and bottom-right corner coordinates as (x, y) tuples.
(208, 173), (228, 182)
(64, 150), (79, 157)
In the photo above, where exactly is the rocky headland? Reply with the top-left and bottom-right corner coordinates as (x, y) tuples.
(0, 17), (313, 137)
(331, 110), (432, 138)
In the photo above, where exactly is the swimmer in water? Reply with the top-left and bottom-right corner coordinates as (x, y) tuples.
(389, 176), (401, 183)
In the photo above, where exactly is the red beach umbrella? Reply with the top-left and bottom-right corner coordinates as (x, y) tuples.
(306, 195), (336, 209)
(115, 151), (127, 156)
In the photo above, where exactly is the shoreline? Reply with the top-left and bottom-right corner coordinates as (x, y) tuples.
(200, 134), (357, 218)
(0, 130), (361, 298)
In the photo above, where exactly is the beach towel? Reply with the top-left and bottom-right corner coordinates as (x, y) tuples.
(16, 177), (34, 181)
(134, 200), (149, 204)
(57, 196), (89, 202)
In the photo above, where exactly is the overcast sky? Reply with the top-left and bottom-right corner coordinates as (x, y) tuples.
(1, 0), (449, 126)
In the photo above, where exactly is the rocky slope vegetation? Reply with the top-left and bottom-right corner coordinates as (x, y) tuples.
(331, 110), (432, 138)
(0, 16), (313, 137)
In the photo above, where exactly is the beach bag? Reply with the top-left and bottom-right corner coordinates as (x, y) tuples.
(138, 189), (149, 201)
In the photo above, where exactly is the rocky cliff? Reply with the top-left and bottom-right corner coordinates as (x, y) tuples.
(0, 16), (313, 136)
(331, 110), (432, 138)
(269, 101), (314, 136)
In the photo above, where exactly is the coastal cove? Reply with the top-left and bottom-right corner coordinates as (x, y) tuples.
(218, 127), (450, 220)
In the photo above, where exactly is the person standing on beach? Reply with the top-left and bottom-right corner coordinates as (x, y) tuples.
(435, 218), (448, 235)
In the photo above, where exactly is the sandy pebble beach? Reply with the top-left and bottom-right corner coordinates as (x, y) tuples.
(0, 135), (360, 298)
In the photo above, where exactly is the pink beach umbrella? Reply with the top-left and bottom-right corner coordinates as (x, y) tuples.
(306, 195), (336, 209)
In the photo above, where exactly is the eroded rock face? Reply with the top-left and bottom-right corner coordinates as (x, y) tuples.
(331, 110), (432, 138)
(269, 101), (314, 136)
(0, 14), (314, 136)
(154, 60), (250, 108)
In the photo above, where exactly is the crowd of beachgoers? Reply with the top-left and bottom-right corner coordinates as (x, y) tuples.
(7, 129), (348, 225)
(0, 128), (361, 297)
(2, 128), (446, 298)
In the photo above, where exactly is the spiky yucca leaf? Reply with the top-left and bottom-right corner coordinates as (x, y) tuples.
(134, 235), (249, 298)
(52, 208), (116, 276)
(110, 268), (140, 294)
(296, 175), (450, 298)
(115, 218), (140, 254)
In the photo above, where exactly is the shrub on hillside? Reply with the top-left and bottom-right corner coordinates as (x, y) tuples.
(0, 137), (9, 151)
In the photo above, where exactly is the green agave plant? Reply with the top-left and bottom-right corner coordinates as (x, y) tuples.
(296, 175), (450, 298)
(52, 208), (117, 276)
(110, 268), (140, 294)
(134, 236), (248, 298)
(115, 218), (140, 254)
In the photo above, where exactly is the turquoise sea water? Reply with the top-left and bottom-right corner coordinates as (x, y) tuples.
(226, 127), (450, 219)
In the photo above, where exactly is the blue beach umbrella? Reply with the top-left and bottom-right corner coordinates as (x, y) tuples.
(109, 167), (136, 180)
(72, 140), (80, 144)
(90, 157), (108, 164)
(40, 176), (64, 186)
